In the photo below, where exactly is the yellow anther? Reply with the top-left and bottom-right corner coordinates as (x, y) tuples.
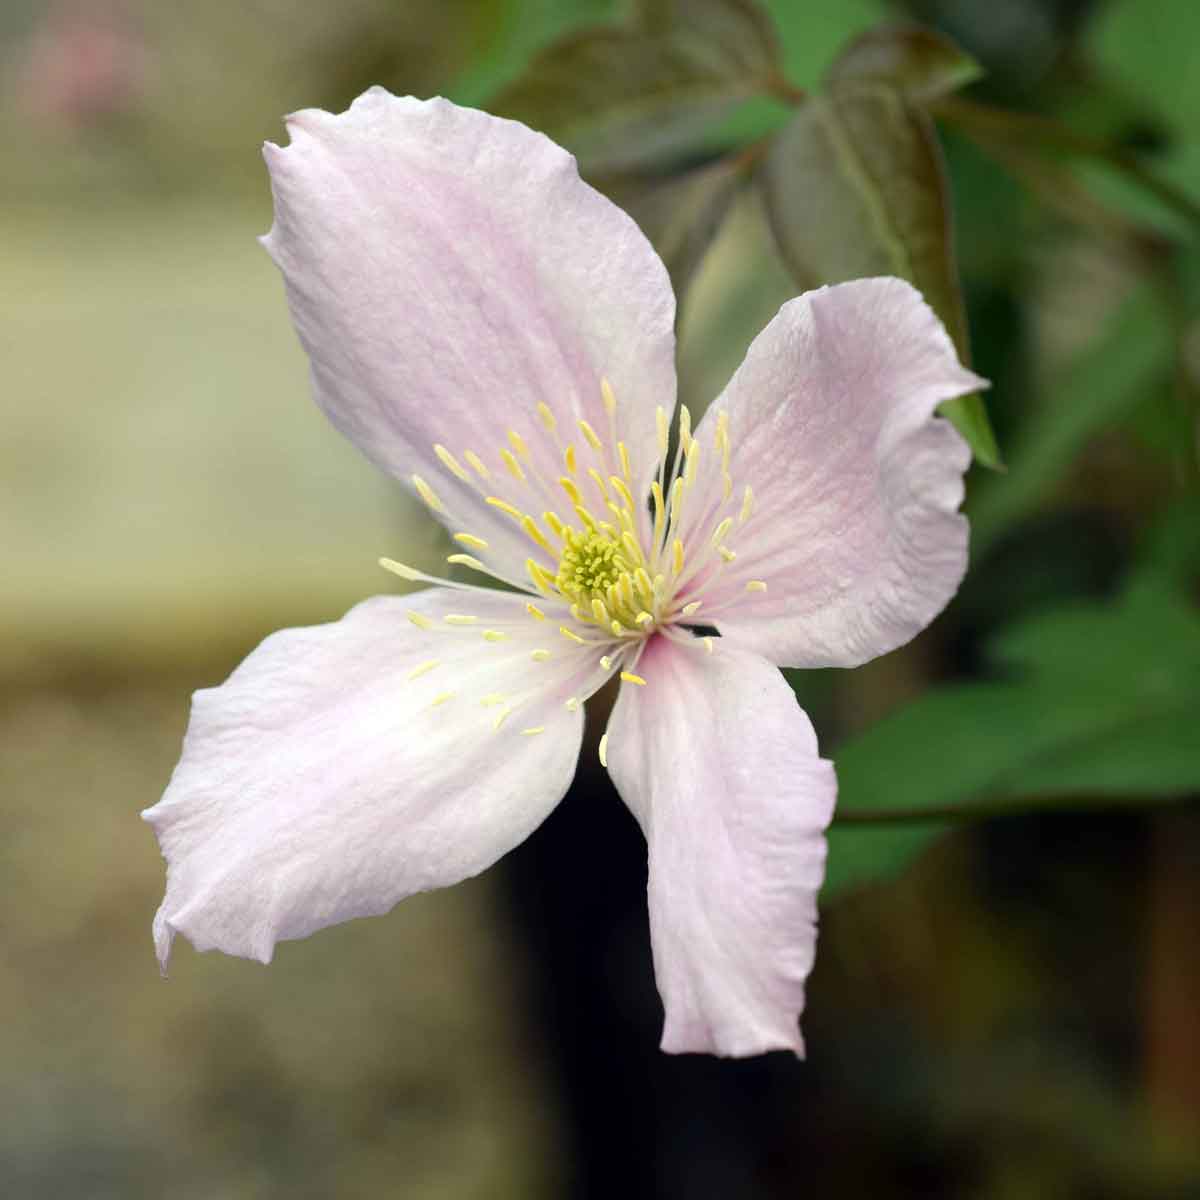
(564, 444), (578, 475)
(702, 636), (714, 654)
(430, 691), (456, 707)
(465, 450), (491, 480)
(579, 419), (603, 452)
(526, 558), (555, 594)
(682, 601), (702, 616)
(531, 649), (552, 662)
(537, 402), (557, 433)
(526, 602), (546, 621)
(446, 553), (485, 571)
(559, 625), (586, 644)
(483, 630), (507, 642)
(573, 504), (598, 531)
(746, 580), (768, 593)
(635, 611), (654, 627)
(719, 546), (737, 563)
(684, 444), (700, 485)
(480, 693), (506, 707)
(712, 517), (733, 547)
(453, 532), (489, 550)
(559, 476), (583, 506)
(521, 726), (546, 736)
(407, 659), (440, 680)
(672, 538), (685, 576)
(618, 441), (632, 483)
(570, 603), (586, 623)
(653, 573), (666, 595)
(739, 485), (754, 523)
(609, 476), (635, 512)
(651, 480), (666, 546)
(587, 467), (610, 499)
(521, 515), (554, 555)
(610, 620), (623, 637)
(601, 377), (617, 416)
(618, 574), (636, 611)
(500, 448), (526, 482)
(508, 430), (530, 461)
(598, 732), (609, 767)
(493, 708), (512, 730)
(669, 476), (684, 519)
(406, 610), (433, 630)
(434, 444), (470, 481)
(655, 406), (670, 457)
(722, 472), (733, 501)
(379, 557), (422, 581)
(621, 531), (641, 563)
(591, 597), (609, 624)
(620, 671), (647, 686)
(412, 475), (443, 513)
(486, 496), (523, 520)
(634, 567), (655, 603)
(600, 654), (614, 671)
(444, 614), (478, 625)
(565, 697), (581, 712)
(679, 405), (692, 453)
(544, 511), (566, 539)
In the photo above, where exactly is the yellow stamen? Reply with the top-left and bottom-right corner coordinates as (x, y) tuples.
(655, 406), (669, 458)
(454, 532), (488, 550)
(493, 708), (512, 730)
(526, 602), (546, 621)
(618, 441), (632, 483)
(465, 450), (491, 480)
(564, 444), (578, 475)
(681, 600), (702, 616)
(679, 405), (692, 454)
(537, 402), (557, 433)
(406, 611), (433, 630)
(620, 671), (647, 686)
(672, 538), (685, 577)
(412, 475), (443, 512)
(407, 659), (439, 680)
(480, 693), (506, 707)
(379, 557), (422, 581)
(430, 691), (455, 707)
(598, 732), (609, 767)
(635, 611), (654, 627)
(702, 636), (714, 654)
(559, 625), (586, 644)
(443, 614), (478, 625)
(746, 580), (768, 593)
(500, 448), (525, 482)
(601, 377), (617, 417)
(521, 726), (546, 736)
(521, 515), (554, 555)
(446, 553), (485, 571)
(483, 630), (507, 642)
(434, 444), (469, 481)
(579, 419), (603, 452)
(486, 496), (523, 520)
(508, 430), (530, 461)
(711, 517), (733, 547)
(740, 485), (754, 523)
(531, 649), (551, 662)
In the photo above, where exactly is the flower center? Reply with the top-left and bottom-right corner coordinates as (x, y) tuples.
(556, 529), (630, 604)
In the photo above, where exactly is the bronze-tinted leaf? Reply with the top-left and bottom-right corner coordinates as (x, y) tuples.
(825, 24), (982, 103)
(598, 156), (747, 306)
(491, 0), (781, 172)
(760, 82), (1001, 467)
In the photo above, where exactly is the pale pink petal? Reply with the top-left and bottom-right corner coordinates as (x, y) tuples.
(605, 635), (836, 1057)
(683, 277), (984, 668)
(143, 587), (600, 969)
(262, 88), (676, 580)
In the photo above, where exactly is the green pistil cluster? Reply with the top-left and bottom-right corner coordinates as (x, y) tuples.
(555, 529), (631, 603)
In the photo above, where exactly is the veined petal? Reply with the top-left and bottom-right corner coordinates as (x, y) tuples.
(143, 587), (599, 969)
(262, 88), (677, 581)
(605, 636), (836, 1057)
(686, 277), (984, 668)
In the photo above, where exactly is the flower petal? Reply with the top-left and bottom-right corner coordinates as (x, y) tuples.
(143, 587), (598, 969)
(262, 88), (677, 581)
(605, 635), (836, 1057)
(685, 277), (984, 668)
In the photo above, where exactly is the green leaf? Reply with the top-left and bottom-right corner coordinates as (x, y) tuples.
(824, 24), (983, 103)
(595, 156), (747, 304)
(490, 0), (782, 171)
(760, 82), (1001, 467)
(825, 579), (1200, 899)
(968, 288), (1174, 556)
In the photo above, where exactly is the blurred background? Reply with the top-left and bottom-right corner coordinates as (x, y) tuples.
(2, 0), (1198, 1196)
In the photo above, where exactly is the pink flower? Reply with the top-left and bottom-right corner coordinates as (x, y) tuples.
(143, 89), (984, 1058)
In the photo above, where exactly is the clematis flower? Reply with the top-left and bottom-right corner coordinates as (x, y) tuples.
(143, 88), (984, 1058)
